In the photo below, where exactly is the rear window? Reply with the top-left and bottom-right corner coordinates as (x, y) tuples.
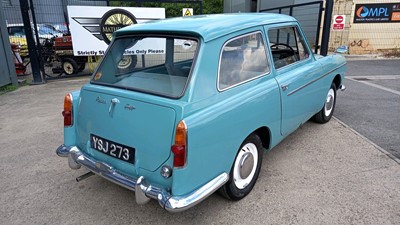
(91, 36), (198, 98)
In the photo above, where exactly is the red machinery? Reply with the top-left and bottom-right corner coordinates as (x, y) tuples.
(11, 43), (26, 76)
(53, 36), (87, 75)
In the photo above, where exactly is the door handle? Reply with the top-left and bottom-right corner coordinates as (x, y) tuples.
(281, 84), (289, 91)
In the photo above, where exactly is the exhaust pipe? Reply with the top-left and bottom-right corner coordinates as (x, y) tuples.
(76, 171), (95, 182)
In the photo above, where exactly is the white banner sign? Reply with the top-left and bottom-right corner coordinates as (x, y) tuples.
(68, 6), (165, 56)
(124, 38), (166, 56)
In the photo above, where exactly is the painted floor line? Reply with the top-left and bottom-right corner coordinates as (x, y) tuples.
(333, 117), (400, 165)
(347, 75), (400, 80)
(346, 77), (400, 96)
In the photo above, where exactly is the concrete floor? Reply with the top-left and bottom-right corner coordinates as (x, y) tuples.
(0, 76), (399, 224)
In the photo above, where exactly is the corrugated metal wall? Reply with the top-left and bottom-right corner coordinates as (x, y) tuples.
(224, 0), (252, 12)
(291, 3), (321, 51)
(3, 0), (22, 25)
(0, 1), (17, 87)
(258, 1), (323, 54)
(3, 0), (107, 25)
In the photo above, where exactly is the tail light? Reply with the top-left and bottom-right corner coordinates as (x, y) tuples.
(62, 93), (73, 127)
(171, 120), (187, 168)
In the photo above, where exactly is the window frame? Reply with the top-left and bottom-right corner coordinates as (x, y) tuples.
(217, 31), (271, 92)
(267, 24), (312, 70)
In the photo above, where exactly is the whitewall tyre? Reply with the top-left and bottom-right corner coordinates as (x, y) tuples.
(219, 134), (263, 200)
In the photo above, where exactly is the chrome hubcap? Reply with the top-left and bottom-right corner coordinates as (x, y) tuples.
(324, 89), (335, 117)
(239, 152), (254, 179)
(233, 143), (258, 189)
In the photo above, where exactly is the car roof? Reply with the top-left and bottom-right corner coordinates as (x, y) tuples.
(115, 13), (296, 42)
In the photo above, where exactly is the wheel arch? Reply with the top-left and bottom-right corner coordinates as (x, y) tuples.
(253, 126), (271, 150)
(333, 74), (341, 90)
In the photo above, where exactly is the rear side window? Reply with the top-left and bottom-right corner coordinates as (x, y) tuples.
(218, 32), (269, 91)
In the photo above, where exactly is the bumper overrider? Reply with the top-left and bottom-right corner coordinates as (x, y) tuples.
(56, 145), (228, 212)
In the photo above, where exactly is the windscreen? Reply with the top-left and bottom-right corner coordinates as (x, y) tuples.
(91, 36), (198, 98)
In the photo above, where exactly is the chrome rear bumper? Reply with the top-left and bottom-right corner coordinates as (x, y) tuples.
(56, 144), (228, 212)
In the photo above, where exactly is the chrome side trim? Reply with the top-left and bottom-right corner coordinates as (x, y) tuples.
(287, 63), (347, 96)
(55, 145), (229, 212)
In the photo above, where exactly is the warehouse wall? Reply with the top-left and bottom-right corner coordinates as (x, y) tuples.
(330, 0), (400, 55)
(0, 1), (17, 87)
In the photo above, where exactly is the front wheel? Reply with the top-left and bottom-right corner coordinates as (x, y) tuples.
(219, 134), (263, 200)
(312, 83), (337, 124)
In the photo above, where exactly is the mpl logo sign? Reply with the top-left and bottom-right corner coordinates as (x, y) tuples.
(354, 3), (400, 23)
(356, 6), (389, 18)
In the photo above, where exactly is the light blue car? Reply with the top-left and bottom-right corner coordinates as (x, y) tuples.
(56, 13), (346, 212)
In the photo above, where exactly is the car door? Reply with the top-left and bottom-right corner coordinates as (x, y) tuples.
(265, 24), (324, 136)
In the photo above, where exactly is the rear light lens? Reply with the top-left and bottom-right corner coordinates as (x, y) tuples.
(62, 93), (73, 127)
(171, 120), (187, 168)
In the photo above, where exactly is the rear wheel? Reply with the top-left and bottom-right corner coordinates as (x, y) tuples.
(313, 83), (337, 124)
(219, 134), (263, 200)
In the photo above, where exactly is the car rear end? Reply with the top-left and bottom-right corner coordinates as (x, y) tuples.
(56, 33), (228, 211)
